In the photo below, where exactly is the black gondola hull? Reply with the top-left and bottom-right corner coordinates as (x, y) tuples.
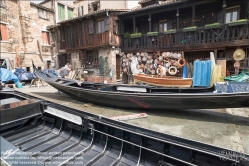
(49, 82), (249, 110)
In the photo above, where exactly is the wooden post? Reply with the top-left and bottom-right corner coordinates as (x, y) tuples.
(222, 0), (226, 24)
(214, 50), (218, 61)
(176, 9), (179, 30)
(149, 14), (151, 32)
(133, 17), (136, 33)
(192, 5), (195, 26)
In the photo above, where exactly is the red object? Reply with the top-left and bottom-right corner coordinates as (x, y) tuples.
(226, 70), (230, 76)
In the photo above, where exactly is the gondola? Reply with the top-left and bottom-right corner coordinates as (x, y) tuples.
(33, 64), (249, 110)
(1, 90), (249, 166)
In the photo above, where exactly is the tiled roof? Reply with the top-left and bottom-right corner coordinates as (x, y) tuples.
(30, 2), (54, 12)
(58, 9), (129, 24)
(119, 0), (185, 15)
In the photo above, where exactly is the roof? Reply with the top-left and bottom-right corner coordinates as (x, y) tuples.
(30, 2), (54, 12)
(38, 0), (50, 5)
(119, 0), (186, 16)
(138, 0), (157, 4)
(58, 9), (129, 24)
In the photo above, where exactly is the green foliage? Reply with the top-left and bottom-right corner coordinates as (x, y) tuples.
(183, 26), (197, 30)
(124, 32), (130, 37)
(130, 32), (142, 38)
(164, 29), (176, 34)
(147, 32), (158, 35)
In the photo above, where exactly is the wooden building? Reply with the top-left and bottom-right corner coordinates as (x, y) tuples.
(49, 9), (128, 83)
(118, 0), (249, 76)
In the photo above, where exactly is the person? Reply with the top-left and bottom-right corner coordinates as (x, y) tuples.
(157, 65), (166, 77)
(58, 64), (72, 78)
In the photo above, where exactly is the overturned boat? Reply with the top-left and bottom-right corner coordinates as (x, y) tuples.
(33, 64), (249, 110)
(1, 90), (249, 166)
(133, 74), (193, 87)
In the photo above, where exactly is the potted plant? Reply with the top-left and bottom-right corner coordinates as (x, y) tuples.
(205, 23), (221, 29)
(164, 29), (176, 34)
(123, 32), (130, 47)
(228, 19), (248, 26)
(130, 32), (142, 38)
(147, 31), (158, 36)
(183, 26), (197, 32)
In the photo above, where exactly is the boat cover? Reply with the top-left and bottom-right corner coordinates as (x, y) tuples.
(214, 81), (249, 93)
(14, 68), (36, 81)
(0, 68), (19, 83)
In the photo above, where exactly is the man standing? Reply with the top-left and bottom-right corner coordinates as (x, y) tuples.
(157, 65), (166, 77)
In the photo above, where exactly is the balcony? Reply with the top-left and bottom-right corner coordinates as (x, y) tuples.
(120, 22), (249, 52)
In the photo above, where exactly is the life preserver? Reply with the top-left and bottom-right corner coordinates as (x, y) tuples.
(178, 58), (186, 67)
(168, 66), (177, 75)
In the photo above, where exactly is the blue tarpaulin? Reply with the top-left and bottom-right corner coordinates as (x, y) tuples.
(0, 68), (19, 83)
(14, 68), (36, 81)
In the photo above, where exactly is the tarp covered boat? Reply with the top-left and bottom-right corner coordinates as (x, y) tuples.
(133, 74), (193, 87)
(33, 64), (249, 110)
(1, 90), (249, 166)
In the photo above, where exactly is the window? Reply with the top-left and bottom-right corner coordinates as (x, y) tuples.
(38, 9), (50, 20)
(68, 7), (73, 19)
(42, 31), (50, 45)
(159, 20), (167, 32)
(225, 6), (239, 23)
(85, 51), (98, 69)
(0, 23), (8, 41)
(95, 19), (104, 33)
(92, 1), (100, 12)
(0, 0), (5, 7)
(58, 3), (65, 20)
(78, 6), (84, 17)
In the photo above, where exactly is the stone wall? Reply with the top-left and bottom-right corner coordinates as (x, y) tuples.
(82, 48), (118, 84)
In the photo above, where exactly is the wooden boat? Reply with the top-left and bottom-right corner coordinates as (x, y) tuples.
(2, 90), (248, 166)
(33, 64), (249, 110)
(133, 74), (193, 87)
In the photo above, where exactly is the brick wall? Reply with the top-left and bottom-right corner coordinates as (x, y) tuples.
(0, 1), (55, 71)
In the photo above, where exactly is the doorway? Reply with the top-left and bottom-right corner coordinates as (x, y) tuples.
(116, 54), (120, 79)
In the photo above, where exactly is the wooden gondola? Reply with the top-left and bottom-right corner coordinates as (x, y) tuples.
(1, 90), (248, 166)
(33, 64), (249, 110)
(133, 74), (193, 87)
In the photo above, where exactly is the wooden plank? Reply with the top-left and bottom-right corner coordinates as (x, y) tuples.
(217, 59), (226, 77)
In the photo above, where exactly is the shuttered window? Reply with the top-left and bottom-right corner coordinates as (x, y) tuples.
(0, 23), (8, 41)
(95, 19), (104, 33)
(42, 31), (50, 45)
(78, 6), (84, 17)
(0, 0), (5, 7)
(58, 3), (65, 20)
(68, 7), (73, 19)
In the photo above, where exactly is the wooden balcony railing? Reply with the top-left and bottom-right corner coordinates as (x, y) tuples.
(121, 22), (249, 50)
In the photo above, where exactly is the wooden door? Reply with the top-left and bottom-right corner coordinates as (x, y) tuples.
(116, 54), (120, 79)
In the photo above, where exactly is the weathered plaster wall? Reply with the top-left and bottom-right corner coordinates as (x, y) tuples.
(83, 48), (117, 83)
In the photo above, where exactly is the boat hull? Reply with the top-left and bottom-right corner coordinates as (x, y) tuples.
(133, 74), (193, 87)
(49, 82), (249, 110)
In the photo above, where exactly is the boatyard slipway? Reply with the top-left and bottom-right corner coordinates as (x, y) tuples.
(16, 86), (249, 154)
